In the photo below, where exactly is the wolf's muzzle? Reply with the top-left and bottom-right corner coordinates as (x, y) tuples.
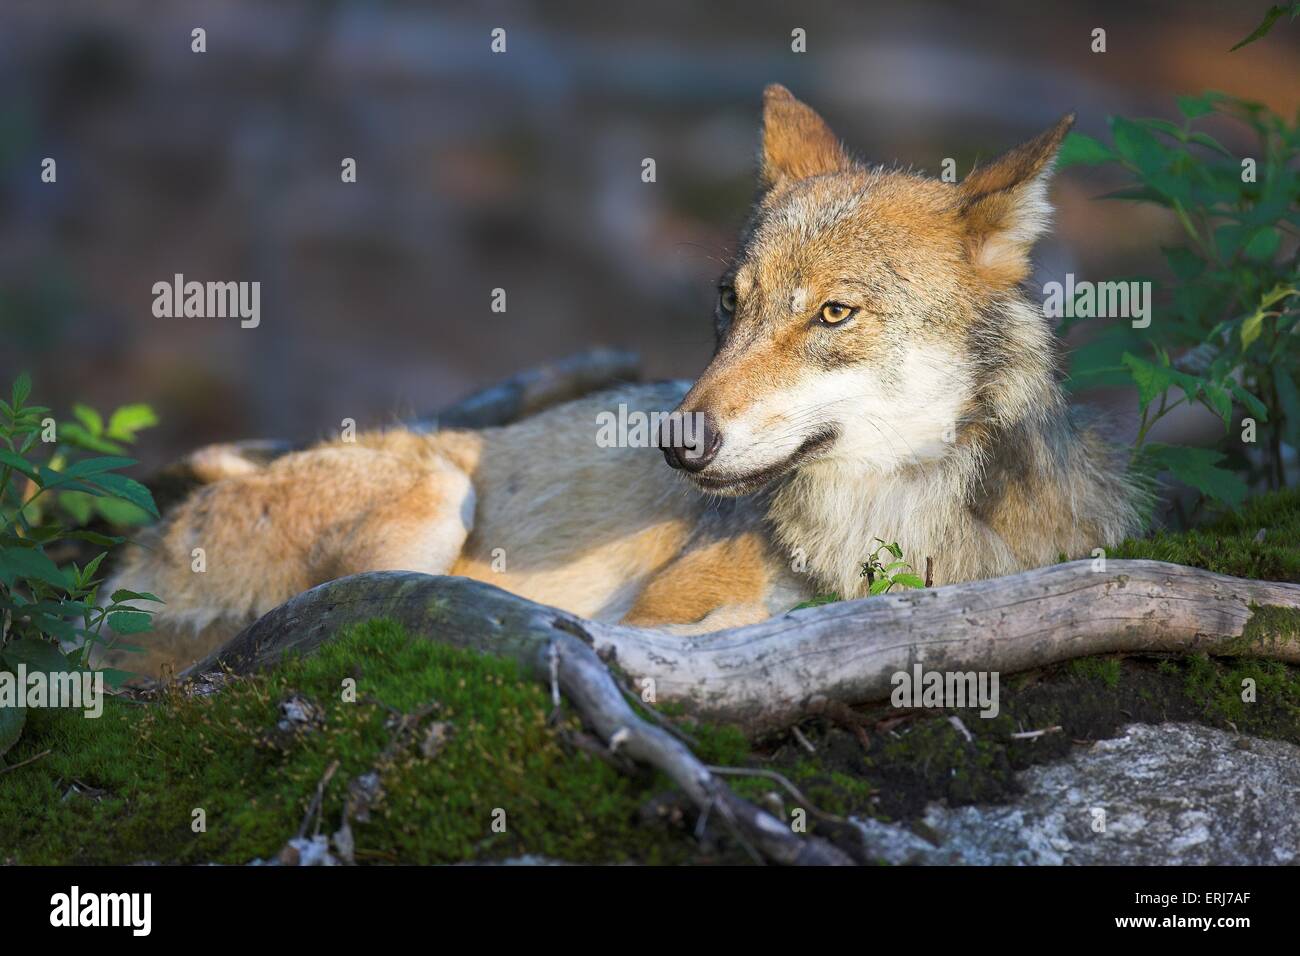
(660, 412), (721, 472)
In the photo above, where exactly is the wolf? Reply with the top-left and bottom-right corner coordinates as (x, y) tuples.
(105, 85), (1142, 676)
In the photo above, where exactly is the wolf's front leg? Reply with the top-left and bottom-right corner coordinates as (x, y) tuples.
(619, 531), (803, 634)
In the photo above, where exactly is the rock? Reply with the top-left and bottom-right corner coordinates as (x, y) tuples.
(266, 835), (337, 867)
(859, 723), (1300, 865)
(848, 816), (954, 865)
(277, 695), (324, 732)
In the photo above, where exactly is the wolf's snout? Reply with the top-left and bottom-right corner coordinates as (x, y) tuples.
(660, 412), (721, 472)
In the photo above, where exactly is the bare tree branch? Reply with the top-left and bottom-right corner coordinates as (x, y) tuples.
(194, 560), (1300, 735)
(186, 558), (1300, 865)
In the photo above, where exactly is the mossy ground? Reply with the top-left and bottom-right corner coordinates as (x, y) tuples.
(2, 490), (1297, 864)
(0, 620), (743, 865)
(1109, 486), (1299, 582)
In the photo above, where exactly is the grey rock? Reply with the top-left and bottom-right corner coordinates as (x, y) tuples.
(857, 723), (1300, 865)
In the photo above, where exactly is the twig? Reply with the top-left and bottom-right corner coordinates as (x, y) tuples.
(611, 670), (699, 747)
(1010, 726), (1062, 740)
(0, 748), (51, 776)
(790, 724), (817, 754)
(948, 715), (974, 743)
(547, 640), (562, 725)
(706, 765), (849, 824)
(298, 759), (339, 839)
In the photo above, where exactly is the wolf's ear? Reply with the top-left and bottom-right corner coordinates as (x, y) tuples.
(957, 113), (1074, 288)
(760, 84), (849, 188)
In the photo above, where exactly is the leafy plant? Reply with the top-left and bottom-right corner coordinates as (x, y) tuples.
(1, 373), (162, 759)
(791, 539), (928, 609)
(1230, 2), (1299, 51)
(1058, 87), (1299, 511)
(860, 539), (928, 595)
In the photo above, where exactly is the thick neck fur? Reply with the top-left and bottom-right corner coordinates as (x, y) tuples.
(767, 295), (1142, 595)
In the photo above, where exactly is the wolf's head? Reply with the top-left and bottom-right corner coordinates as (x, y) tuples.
(662, 84), (1073, 496)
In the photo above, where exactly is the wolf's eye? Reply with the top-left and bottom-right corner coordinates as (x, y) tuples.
(718, 287), (737, 313)
(819, 302), (856, 325)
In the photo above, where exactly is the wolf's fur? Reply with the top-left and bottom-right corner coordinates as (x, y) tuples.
(105, 85), (1142, 676)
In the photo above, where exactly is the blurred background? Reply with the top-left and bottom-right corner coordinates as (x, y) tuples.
(0, 0), (1296, 470)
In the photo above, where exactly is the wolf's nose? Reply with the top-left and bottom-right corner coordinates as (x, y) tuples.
(660, 413), (721, 472)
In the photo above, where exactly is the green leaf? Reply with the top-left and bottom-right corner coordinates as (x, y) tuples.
(0, 545), (69, 590)
(890, 573), (927, 590)
(1096, 186), (1171, 205)
(64, 529), (125, 548)
(110, 588), (162, 605)
(93, 497), (152, 526)
(59, 456), (138, 479)
(791, 593), (841, 610)
(1187, 131), (1234, 158)
(106, 404), (159, 443)
(1176, 93), (1219, 119)
(1229, 3), (1294, 51)
(56, 423), (125, 455)
(78, 551), (108, 586)
(868, 578), (892, 596)
(1140, 443), (1248, 509)
(1200, 382), (1234, 429)
(1056, 131), (1115, 167)
(0, 448), (40, 482)
(83, 473), (159, 519)
(0, 701), (26, 759)
(1243, 227), (1281, 261)
(1241, 310), (1267, 348)
(1, 637), (71, 674)
(1110, 117), (1174, 179)
(1259, 284), (1298, 311)
(71, 404), (103, 438)
(1121, 353), (1174, 413)
(1137, 118), (1185, 140)
(107, 610), (153, 635)
(1229, 381), (1269, 422)
(11, 373), (31, 410)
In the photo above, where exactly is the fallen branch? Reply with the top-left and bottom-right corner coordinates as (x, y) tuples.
(187, 558), (1299, 865)
(0, 748), (52, 776)
(194, 560), (1300, 738)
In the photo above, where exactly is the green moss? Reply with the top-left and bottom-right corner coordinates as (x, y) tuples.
(0, 619), (724, 865)
(1177, 652), (1300, 727)
(1111, 487), (1300, 582)
(1239, 604), (1300, 652)
(1070, 655), (1123, 688)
